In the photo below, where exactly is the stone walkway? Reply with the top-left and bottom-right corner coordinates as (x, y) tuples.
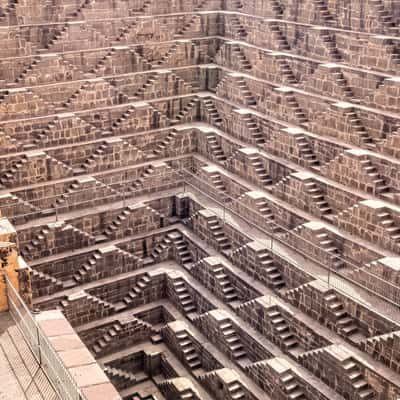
(0, 312), (26, 400)
(0, 312), (59, 400)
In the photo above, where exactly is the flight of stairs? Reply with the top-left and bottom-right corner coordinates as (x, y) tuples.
(376, 210), (400, 242)
(267, 21), (290, 50)
(324, 292), (359, 338)
(207, 216), (231, 251)
(103, 366), (137, 390)
(31, 269), (64, 297)
(295, 135), (320, 169)
(211, 264), (239, 304)
(176, 330), (202, 369)
(280, 372), (306, 400)
(258, 250), (285, 289)
(73, 251), (102, 283)
(206, 134), (227, 161)
(304, 180), (333, 218)
(174, 98), (199, 123)
(230, 16), (247, 39)
(359, 159), (390, 194)
(203, 98), (223, 126)
(231, 43), (252, 70)
(153, 129), (177, 156)
(312, 0), (335, 24)
(169, 232), (194, 267)
(341, 358), (375, 399)
(318, 30), (341, 61)
(122, 274), (151, 306)
(172, 277), (197, 315)
(314, 230), (344, 269)
(233, 76), (257, 106)
(247, 153), (273, 187)
(219, 321), (249, 362)
(344, 109), (375, 147)
(242, 114), (265, 145)
(253, 197), (281, 234)
(267, 307), (300, 352)
(275, 56), (297, 84)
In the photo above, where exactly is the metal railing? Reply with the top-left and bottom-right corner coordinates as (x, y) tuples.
(6, 276), (86, 400)
(177, 168), (400, 319)
(7, 164), (400, 315)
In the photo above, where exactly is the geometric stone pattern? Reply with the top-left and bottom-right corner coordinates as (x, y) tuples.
(1, 1), (400, 400)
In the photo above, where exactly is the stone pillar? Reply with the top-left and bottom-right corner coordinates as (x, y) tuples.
(0, 216), (32, 311)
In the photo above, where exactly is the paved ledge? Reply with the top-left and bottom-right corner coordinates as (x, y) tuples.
(36, 310), (121, 400)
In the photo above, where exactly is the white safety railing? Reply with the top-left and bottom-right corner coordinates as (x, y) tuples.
(6, 276), (87, 400)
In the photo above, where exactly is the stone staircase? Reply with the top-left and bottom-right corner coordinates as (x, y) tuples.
(112, 20), (138, 44)
(73, 250), (102, 283)
(331, 68), (357, 101)
(318, 30), (341, 61)
(314, 230), (344, 269)
(359, 159), (390, 194)
(103, 366), (137, 390)
(258, 250), (285, 289)
(93, 321), (123, 354)
(270, 0), (284, 17)
(241, 113), (265, 145)
(169, 232), (194, 268)
(341, 358), (375, 399)
(171, 276), (197, 314)
(45, 23), (69, 50)
(175, 15), (201, 38)
(32, 269), (64, 297)
(209, 170), (228, 194)
(267, 21), (290, 51)
(233, 76), (257, 106)
(133, 73), (160, 99)
(324, 292), (360, 338)
(122, 274), (151, 306)
(370, 0), (399, 35)
(67, 0), (92, 19)
(304, 179), (333, 218)
(90, 48), (116, 74)
(231, 43), (252, 70)
(130, 165), (155, 191)
(0, 156), (28, 186)
(376, 210), (400, 242)
(343, 108), (375, 147)
(230, 16), (247, 39)
(111, 105), (136, 131)
(156, 43), (178, 67)
(266, 307), (300, 352)
(151, 234), (172, 260)
(206, 134), (227, 161)
(253, 197), (281, 234)
(247, 153), (273, 187)
(280, 371), (306, 400)
(153, 129), (177, 156)
(275, 56), (297, 84)
(285, 95), (309, 126)
(295, 134), (319, 169)
(175, 330), (202, 369)
(207, 215), (231, 251)
(211, 264), (239, 304)
(203, 98), (223, 126)
(219, 321), (249, 362)
(14, 55), (41, 83)
(312, 0), (335, 24)
(174, 98), (199, 123)
(104, 205), (136, 237)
